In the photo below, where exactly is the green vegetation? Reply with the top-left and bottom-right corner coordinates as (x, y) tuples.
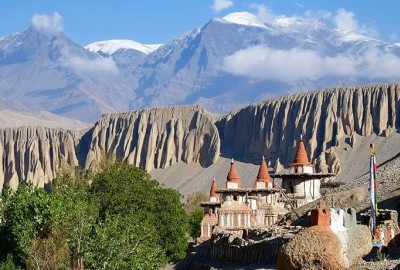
(0, 162), (188, 269)
(185, 192), (208, 238)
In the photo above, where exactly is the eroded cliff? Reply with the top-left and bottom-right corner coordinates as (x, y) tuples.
(0, 127), (78, 189)
(84, 105), (220, 171)
(1, 83), (400, 192)
(217, 83), (400, 171)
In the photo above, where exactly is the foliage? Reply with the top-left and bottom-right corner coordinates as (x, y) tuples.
(90, 162), (188, 262)
(0, 254), (19, 270)
(185, 192), (208, 238)
(188, 208), (204, 238)
(185, 192), (208, 213)
(0, 162), (189, 269)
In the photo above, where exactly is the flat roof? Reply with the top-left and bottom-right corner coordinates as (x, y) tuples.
(217, 188), (280, 193)
(200, 201), (221, 206)
(270, 173), (335, 179)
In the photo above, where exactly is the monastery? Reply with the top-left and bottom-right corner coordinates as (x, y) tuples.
(199, 137), (334, 241)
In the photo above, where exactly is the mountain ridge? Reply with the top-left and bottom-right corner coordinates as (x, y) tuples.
(1, 11), (400, 122)
(0, 82), (399, 197)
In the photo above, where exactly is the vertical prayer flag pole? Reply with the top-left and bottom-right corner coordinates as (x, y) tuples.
(369, 143), (378, 234)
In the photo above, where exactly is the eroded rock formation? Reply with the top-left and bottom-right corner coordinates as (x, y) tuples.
(0, 127), (78, 189)
(0, 83), (399, 191)
(217, 83), (400, 170)
(84, 105), (220, 171)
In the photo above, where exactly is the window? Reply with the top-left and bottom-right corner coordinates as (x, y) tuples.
(245, 214), (250, 227)
(237, 213), (242, 227)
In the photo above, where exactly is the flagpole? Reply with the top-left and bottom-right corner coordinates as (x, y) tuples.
(369, 143), (378, 235)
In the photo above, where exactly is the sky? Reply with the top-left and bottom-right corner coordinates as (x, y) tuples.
(0, 0), (399, 46)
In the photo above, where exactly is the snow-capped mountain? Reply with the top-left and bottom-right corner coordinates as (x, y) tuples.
(0, 26), (133, 122)
(85, 40), (162, 69)
(130, 11), (400, 111)
(85, 40), (162, 55)
(0, 11), (399, 122)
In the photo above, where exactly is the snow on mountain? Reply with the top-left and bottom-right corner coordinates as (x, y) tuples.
(85, 40), (162, 56)
(0, 26), (133, 122)
(130, 11), (400, 113)
(219, 12), (272, 29)
(0, 11), (400, 122)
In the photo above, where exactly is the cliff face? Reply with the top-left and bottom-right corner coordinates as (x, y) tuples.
(0, 127), (78, 190)
(84, 105), (220, 171)
(1, 83), (399, 191)
(217, 83), (400, 168)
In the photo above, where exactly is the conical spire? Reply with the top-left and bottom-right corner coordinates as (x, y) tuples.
(227, 159), (241, 188)
(256, 156), (270, 182)
(210, 177), (218, 201)
(293, 138), (310, 165)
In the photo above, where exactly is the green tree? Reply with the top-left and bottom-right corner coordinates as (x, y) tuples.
(0, 162), (189, 269)
(185, 192), (208, 213)
(90, 162), (188, 263)
(185, 192), (208, 239)
(85, 213), (165, 270)
(0, 183), (69, 268)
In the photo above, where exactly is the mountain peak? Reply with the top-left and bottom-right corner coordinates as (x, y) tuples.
(85, 40), (163, 56)
(220, 12), (270, 29)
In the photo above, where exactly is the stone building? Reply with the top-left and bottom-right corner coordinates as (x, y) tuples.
(199, 157), (286, 241)
(199, 179), (220, 240)
(271, 137), (335, 208)
(198, 137), (336, 241)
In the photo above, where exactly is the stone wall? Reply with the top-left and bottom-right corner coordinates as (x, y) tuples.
(209, 227), (300, 264)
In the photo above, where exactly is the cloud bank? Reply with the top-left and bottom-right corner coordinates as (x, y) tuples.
(223, 45), (400, 83)
(59, 46), (118, 74)
(333, 8), (377, 37)
(212, 0), (233, 13)
(32, 12), (63, 33)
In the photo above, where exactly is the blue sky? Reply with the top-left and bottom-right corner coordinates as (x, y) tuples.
(0, 0), (399, 45)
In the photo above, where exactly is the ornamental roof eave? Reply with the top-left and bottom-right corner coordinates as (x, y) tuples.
(200, 201), (221, 207)
(216, 188), (281, 193)
(270, 172), (336, 179)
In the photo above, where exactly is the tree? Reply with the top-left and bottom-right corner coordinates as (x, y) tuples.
(0, 162), (189, 268)
(85, 213), (166, 270)
(90, 162), (188, 263)
(0, 183), (70, 268)
(185, 192), (208, 238)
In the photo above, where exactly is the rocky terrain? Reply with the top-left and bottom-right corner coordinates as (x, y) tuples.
(0, 82), (399, 198)
(84, 105), (220, 171)
(0, 127), (78, 190)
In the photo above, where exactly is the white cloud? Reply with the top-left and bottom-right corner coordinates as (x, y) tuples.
(333, 8), (377, 37)
(223, 45), (400, 83)
(333, 8), (358, 32)
(251, 4), (278, 22)
(62, 56), (118, 74)
(59, 47), (118, 74)
(32, 12), (63, 33)
(212, 0), (233, 13)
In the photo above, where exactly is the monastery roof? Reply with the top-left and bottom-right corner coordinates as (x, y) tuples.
(254, 156), (270, 188)
(210, 178), (219, 200)
(227, 159), (241, 187)
(291, 139), (311, 166)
